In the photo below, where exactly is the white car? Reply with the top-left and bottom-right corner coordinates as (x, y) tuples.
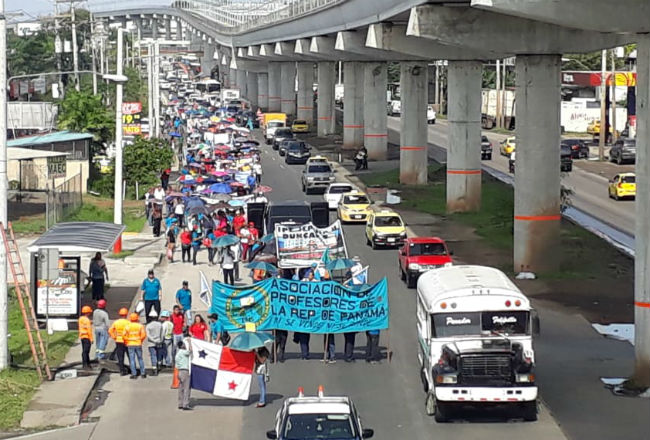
(266, 386), (374, 440)
(324, 183), (356, 210)
(427, 105), (436, 124)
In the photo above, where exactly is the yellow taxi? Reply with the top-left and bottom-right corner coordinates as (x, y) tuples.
(365, 209), (407, 249)
(291, 119), (310, 133)
(499, 136), (516, 156)
(608, 173), (636, 200)
(306, 155), (329, 166)
(337, 191), (372, 223)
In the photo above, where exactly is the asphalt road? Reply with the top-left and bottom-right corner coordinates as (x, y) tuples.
(385, 117), (636, 237)
(238, 142), (568, 440)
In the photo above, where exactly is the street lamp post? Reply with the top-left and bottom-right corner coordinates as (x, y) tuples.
(103, 28), (128, 253)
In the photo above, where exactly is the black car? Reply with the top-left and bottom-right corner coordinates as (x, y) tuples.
(509, 147), (573, 173)
(278, 138), (298, 156)
(609, 138), (636, 165)
(481, 135), (492, 160)
(273, 128), (294, 150)
(561, 138), (589, 159)
(284, 141), (311, 164)
(265, 200), (312, 234)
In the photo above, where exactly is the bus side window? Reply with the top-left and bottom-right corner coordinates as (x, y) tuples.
(416, 298), (428, 338)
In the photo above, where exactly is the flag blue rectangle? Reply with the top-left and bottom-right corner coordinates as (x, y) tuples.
(190, 364), (217, 394)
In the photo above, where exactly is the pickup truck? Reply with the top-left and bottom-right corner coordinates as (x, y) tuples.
(301, 162), (335, 194)
(398, 237), (453, 288)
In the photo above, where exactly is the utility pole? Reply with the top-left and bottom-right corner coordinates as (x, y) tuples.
(147, 44), (153, 138)
(91, 13), (97, 95)
(496, 59), (502, 129)
(54, 1), (64, 99)
(599, 49), (607, 161)
(611, 49), (617, 143)
(114, 28), (125, 226)
(153, 40), (160, 138)
(70, 1), (79, 91)
(0, 0), (9, 371)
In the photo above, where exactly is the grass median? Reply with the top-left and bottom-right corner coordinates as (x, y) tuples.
(0, 295), (77, 431)
(359, 165), (631, 280)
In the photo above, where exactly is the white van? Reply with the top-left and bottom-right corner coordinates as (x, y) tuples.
(416, 265), (539, 422)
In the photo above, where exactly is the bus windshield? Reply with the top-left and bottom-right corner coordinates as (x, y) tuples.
(432, 311), (530, 338)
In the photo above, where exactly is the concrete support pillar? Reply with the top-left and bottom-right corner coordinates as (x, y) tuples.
(343, 62), (364, 149)
(633, 36), (650, 387)
(296, 62), (314, 128)
(446, 61), (482, 212)
(268, 62), (281, 112)
(151, 19), (159, 39)
(317, 62), (336, 137)
(135, 18), (143, 37)
(230, 67), (238, 89)
(237, 69), (248, 98)
(280, 62), (296, 118)
(399, 62), (428, 185)
(513, 55), (561, 273)
(164, 19), (171, 39)
(258, 72), (269, 111)
(202, 44), (216, 78)
(175, 19), (182, 40)
(247, 71), (259, 108)
(363, 62), (388, 160)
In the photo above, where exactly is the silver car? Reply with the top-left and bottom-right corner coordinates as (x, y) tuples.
(301, 163), (335, 194)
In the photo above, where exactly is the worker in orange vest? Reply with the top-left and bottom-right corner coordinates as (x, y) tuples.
(79, 305), (94, 369)
(109, 308), (131, 376)
(124, 313), (147, 379)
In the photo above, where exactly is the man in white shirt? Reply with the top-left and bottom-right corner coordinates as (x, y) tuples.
(174, 201), (185, 227)
(154, 186), (166, 201)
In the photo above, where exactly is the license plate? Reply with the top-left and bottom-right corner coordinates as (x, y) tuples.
(354, 215), (362, 219)
(387, 238), (395, 243)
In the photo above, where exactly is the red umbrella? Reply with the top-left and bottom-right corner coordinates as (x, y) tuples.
(256, 185), (273, 193)
(230, 182), (244, 187)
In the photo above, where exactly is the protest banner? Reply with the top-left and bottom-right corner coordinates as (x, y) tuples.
(275, 221), (347, 266)
(211, 278), (389, 334)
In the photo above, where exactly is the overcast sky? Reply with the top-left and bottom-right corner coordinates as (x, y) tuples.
(7, 0), (171, 18)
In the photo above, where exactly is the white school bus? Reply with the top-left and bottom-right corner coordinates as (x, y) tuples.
(416, 265), (540, 422)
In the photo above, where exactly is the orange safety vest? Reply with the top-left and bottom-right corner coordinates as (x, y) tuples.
(124, 322), (146, 347)
(109, 318), (129, 344)
(78, 316), (93, 342)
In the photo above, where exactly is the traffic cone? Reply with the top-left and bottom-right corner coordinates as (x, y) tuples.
(171, 367), (180, 389)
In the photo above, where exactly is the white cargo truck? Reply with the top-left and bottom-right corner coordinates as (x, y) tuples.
(416, 265), (539, 422)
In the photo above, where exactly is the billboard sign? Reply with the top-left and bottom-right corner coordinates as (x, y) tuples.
(122, 101), (142, 135)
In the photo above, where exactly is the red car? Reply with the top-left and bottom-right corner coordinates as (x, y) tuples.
(398, 237), (453, 288)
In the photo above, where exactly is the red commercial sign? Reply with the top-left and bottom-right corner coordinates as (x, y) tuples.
(122, 102), (142, 135)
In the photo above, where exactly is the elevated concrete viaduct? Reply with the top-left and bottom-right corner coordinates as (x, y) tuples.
(96, 0), (650, 386)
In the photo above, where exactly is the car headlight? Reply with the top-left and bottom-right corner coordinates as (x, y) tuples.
(307, 177), (315, 181)
(400, 231), (407, 237)
(374, 231), (385, 237)
(408, 263), (420, 270)
(516, 373), (535, 383)
(435, 374), (457, 384)
(329, 176), (335, 181)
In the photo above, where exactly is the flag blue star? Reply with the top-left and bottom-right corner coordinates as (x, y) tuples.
(198, 349), (208, 359)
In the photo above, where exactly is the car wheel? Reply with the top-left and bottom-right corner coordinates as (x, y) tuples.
(434, 398), (450, 423)
(407, 274), (417, 289)
(371, 237), (377, 250)
(302, 182), (306, 192)
(614, 191), (619, 201)
(566, 165), (572, 172)
(486, 154), (492, 160)
(522, 401), (538, 422)
(399, 266), (406, 281)
(366, 235), (371, 246)
(617, 155), (622, 165)
(425, 393), (436, 416)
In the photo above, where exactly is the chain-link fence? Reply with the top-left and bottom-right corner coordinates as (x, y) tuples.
(46, 173), (83, 228)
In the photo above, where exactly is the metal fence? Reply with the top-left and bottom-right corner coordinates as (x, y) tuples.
(46, 173), (83, 228)
(177, 0), (345, 32)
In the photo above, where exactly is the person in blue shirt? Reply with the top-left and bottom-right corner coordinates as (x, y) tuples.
(303, 263), (321, 281)
(208, 313), (227, 344)
(191, 226), (202, 266)
(140, 269), (162, 323)
(175, 281), (192, 322)
(246, 174), (257, 194)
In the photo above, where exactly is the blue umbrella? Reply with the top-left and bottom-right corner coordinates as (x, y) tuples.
(212, 234), (240, 248)
(260, 233), (274, 244)
(228, 199), (246, 207)
(325, 258), (356, 272)
(246, 261), (278, 273)
(169, 131), (182, 137)
(208, 183), (232, 194)
(228, 331), (274, 351)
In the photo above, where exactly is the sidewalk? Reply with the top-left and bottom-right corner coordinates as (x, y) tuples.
(17, 224), (166, 430)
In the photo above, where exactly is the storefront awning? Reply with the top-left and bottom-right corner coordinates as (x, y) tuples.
(28, 222), (126, 253)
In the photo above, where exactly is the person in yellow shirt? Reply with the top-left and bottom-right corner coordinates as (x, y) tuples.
(79, 306), (94, 369)
(109, 308), (130, 376)
(124, 313), (147, 379)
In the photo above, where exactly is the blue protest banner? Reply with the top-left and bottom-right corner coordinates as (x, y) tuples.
(210, 278), (389, 334)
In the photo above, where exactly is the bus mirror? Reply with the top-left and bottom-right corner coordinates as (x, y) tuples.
(531, 309), (541, 336)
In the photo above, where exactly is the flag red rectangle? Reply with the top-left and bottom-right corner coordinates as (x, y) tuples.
(219, 347), (255, 374)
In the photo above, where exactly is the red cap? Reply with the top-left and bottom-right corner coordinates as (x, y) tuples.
(97, 299), (107, 309)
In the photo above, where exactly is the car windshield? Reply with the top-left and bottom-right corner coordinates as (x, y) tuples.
(308, 165), (332, 173)
(560, 145), (572, 155)
(621, 175), (636, 183)
(409, 242), (446, 256)
(481, 136), (489, 142)
(269, 205), (311, 217)
(375, 216), (402, 227)
(432, 311), (530, 337)
(343, 195), (370, 204)
(288, 143), (307, 151)
(283, 414), (357, 440)
(328, 185), (353, 194)
(276, 129), (293, 137)
(268, 121), (284, 128)
(294, 120), (307, 125)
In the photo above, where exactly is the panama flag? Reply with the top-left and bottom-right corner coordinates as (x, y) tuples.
(189, 338), (256, 401)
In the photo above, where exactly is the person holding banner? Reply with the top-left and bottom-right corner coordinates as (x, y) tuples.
(175, 339), (192, 410)
(294, 332), (310, 360)
(274, 330), (288, 363)
(366, 330), (381, 364)
(344, 332), (357, 363)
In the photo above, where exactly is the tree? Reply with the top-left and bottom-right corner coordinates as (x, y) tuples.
(57, 89), (114, 144)
(7, 30), (56, 79)
(122, 137), (174, 189)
